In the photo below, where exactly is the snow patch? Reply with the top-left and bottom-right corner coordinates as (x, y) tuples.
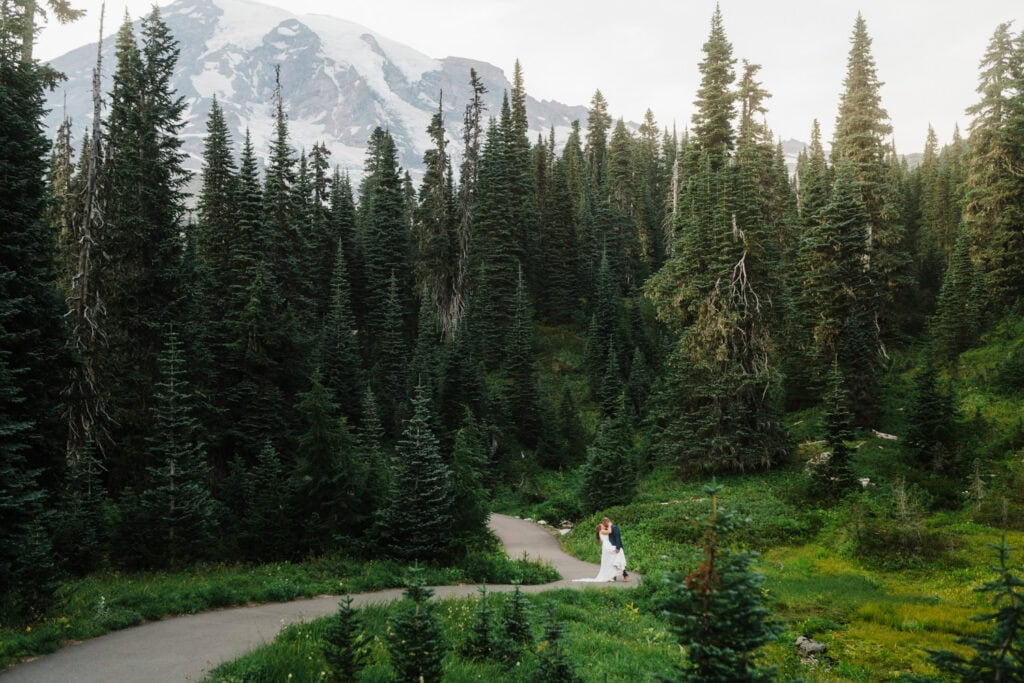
(192, 64), (235, 99)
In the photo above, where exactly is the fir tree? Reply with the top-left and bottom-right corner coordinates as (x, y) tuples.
(905, 357), (959, 473)
(319, 238), (363, 420)
(658, 486), (780, 682)
(415, 99), (457, 332)
(540, 153), (581, 322)
(294, 371), (360, 552)
(0, 0), (69, 491)
(580, 407), (635, 513)
(239, 440), (294, 561)
(378, 383), (452, 562)
(0, 302), (57, 619)
(452, 68), (487, 334)
(134, 330), (215, 569)
(323, 596), (366, 683)
(691, 5), (737, 163)
(449, 409), (490, 545)
(375, 273), (408, 435)
(53, 440), (106, 575)
(922, 540), (1024, 681)
(814, 362), (856, 497)
(505, 267), (542, 447)
(101, 9), (190, 489)
(459, 586), (498, 661)
(497, 584), (533, 664)
(387, 570), (446, 683)
(536, 604), (582, 683)
(963, 22), (1024, 309)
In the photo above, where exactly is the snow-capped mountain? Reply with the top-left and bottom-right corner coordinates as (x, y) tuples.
(45, 0), (589, 179)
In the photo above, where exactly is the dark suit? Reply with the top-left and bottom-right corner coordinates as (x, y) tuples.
(609, 524), (629, 577)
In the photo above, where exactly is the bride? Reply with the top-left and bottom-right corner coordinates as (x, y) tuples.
(573, 522), (627, 582)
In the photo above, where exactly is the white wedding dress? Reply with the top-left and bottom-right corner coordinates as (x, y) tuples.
(573, 533), (627, 582)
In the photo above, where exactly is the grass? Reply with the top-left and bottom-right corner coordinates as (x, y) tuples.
(0, 549), (557, 670)
(206, 588), (682, 683)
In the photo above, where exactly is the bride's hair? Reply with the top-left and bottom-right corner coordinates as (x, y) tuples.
(596, 524), (603, 543)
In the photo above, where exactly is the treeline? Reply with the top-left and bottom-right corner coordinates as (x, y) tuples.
(3, 1), (1024, 622)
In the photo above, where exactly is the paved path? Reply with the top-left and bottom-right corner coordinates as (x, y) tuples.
(1, 514), (636, 682)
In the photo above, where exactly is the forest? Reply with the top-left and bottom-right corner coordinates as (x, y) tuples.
(2, 1), (1024, 680)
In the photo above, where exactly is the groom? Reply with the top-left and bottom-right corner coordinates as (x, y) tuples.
(602, 516), (629, 580)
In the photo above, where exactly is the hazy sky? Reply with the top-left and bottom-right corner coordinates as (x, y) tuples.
(35, 0), (1023, 153)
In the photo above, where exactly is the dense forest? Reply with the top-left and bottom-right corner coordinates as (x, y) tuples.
(2, 1), (1024, 679)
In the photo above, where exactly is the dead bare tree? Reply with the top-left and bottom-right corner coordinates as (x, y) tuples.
(64, 3), (109, 462)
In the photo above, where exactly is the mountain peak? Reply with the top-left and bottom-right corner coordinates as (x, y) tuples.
(46, 0), (587, 179)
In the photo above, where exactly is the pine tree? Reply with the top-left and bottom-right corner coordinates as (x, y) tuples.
(497, 584), (533, 664)
(134, 330), (215, 569)
(387, 570), (446, 683)
(53, 440), (106, 575)
(536, 604), (582, 683)
(905, 357), (959, 473)
(452, 68), (488, 334)
(814, 362), (856, 497)
(923, 540), (1024, 681)
(448, 409), (490, 545)
(505, 267), (542, 447)
(294, 371), (360, 552)
(101, 9), (190, 489)
(361, 128), (413, 345)
(323, 596), (366, 682)
(415, 99), (458, 333)
(0, 300), (57, 619)
(831, 14), (912, 338)
(240, 440), (294, 561)
(658, 486), (780, 682)
(540, 152), (581, 323)
(378, 383), (452, 562)
(0, 0), (69, 492)
(933, 222), (978, 358)
(554, 388), (587, 468)
(375, 273), (408, 435)
(459, 586), (499, 661)
(580, 408), (635, 513)
(319, 239), (363, 419)
(691, 4), (737, 163)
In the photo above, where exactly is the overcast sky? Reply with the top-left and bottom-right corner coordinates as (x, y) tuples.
(35, 0), (1023, 153)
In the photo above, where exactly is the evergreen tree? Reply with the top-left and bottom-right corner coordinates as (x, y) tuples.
(505, 267), (542, 447)
(933, 223), (978, 360)
(459, 586), (499, 661)
(831, 13), (912, 337)
(449, 409), (490, 545)
(802, 160), (881, 425)
(922, 540), (1024, 681)
(323, 596), (366, 683)
(580, 408), (635, 513)
(361, 128), (413, 345)
(0, 302), (56, 619)
(319, 239), (363, 420)
(53, 440), (106, 575)
(658, 486), (780, 682)
(239, 440), (294, 561)
(0, 0), (69, 491)
(553, 388), (587, 468)
(691, 5), (737, 163)
(453, 68), (487, 334)
(963, 22), (1024, 309)
(375, 273), (408, 435)
(378, 383), (452, 562)
(536, 604), (582, 683)
(101, 9), (190, 488)
(294, 371), (360, 552)
(540, 152), (581, 323)
(497, 584), (533, 662)
(133, 330), (215, 569)
(905, 357), (959, 473)
(387, 570), (446, 683)
(415, 99), (458, 332)
(813, 362), (856, 497)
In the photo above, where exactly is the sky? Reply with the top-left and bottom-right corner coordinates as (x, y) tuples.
(34, 0), (1023, 154)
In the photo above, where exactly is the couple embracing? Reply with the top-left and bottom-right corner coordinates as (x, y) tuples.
(574, 517), (629, 583)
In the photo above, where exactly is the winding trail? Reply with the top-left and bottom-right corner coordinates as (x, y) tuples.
(1, 514), (636, 682)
